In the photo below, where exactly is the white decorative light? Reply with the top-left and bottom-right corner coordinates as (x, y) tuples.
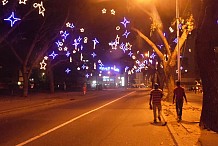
(33, 1), (45, 17)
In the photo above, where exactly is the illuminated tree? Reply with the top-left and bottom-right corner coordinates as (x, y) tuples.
(130, 1), (194, 100)
(196, 0), (218, 132)
(1, 0), (70, 96)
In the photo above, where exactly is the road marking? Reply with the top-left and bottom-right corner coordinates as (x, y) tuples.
(16, 91), (135, 146)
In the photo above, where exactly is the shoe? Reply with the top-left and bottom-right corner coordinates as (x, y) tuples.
(154, 120), (157, 123)
(158, 116), (161, 122)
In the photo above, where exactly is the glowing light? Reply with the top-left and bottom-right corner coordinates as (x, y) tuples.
(122, 30), (130, 38)
(84, 37), (88, 43)
(66, 22), (74, 28)
(121, 17), (130, 28)
(81, 64), (86, 70)
(4, 12), (21, 27)
(91, 52), (97, 58)
(80, 28), (84, 32)
(55, 40), (63, 47)
(102, 8), (106, 14)
(125, 66), (129, 72)
(61, 31), (69, 40)
(125, 42), (132, 50)
(40, 60), (47, 70)
(116, 26), (120, 30)
(65, 68), (71, 74)
(49, 51), (58, 59)
(115, 35), (120, 45)
(85, 74), (89, 78)
(72, 39), (80, 49)
(169, 27), (174, 33)
(33, 1), (45, 17)
(2, 0), (8, 5)
(128, 51), (133, 57)
(19, 0), (28, 4)
(66, 51), (70, 57)
(92, 38), (99, 49)
(111, 9), (115, 15)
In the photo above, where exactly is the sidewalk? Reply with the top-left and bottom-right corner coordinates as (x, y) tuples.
(0, 90), (218, 146)
(161, 91), (218, 146)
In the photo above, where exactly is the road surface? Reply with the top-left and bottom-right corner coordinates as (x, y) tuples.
(0, 89), (175, 146)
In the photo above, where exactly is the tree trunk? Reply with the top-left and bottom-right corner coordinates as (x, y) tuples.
(163, 61), (176, 101)
(196, 0), (218, 132)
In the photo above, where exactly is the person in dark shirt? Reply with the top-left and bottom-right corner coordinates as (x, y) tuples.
(173, 81), (188, 121)
(150, 83), (163, 123)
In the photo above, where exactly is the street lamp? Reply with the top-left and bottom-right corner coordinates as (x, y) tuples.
(176, 0), (181, 81)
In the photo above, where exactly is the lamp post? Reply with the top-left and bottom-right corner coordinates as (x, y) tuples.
(176, 0), (181, 81)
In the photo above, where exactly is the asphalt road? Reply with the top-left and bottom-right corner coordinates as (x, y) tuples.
(0, 89), (175, 146)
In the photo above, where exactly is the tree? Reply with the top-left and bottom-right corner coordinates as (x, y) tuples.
(196, 0), (218, 132)
(131, 2), (194, 100)
(1, 0), (70, 97)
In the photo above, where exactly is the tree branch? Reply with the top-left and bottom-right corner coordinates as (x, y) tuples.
(132, 27), (164, 61)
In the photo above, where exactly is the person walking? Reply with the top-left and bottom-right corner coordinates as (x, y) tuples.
(149, 83), (163, 123)
(82, 83), (87, 95)
(173, 81), (188, 121)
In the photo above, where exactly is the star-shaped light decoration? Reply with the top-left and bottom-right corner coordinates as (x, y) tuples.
(61, 31), (69, 40)
(66, 22), (75, 28)
(125, 66), (129, 72)
(102, 8), (106, 14)
(81, 64), (86, 70)
(91, 52), (97, 58)
(122, 30), (130, 38)
(49, 51), (58, 59)
(150, 53), (156, 59)
(55, 40), (63, 47)
(157, 44), (163, 49)
(4, 12), (21, 27)
(173, 38), (178, 44)
(2, 0), (8, 5)
(109, 41), (117, 50)
(125, 42), (132, 50)
(40, 60), (47, 70)
(65, 68), (71, 74)
(115, 35), (120, 45)
(128, 51), (133, 57)
(120, 17), (130, 28)
(92, 38), (99, 49)
(80, 28), (84, 32)
(33, 1), (45, 17)
(85, 74), (89, 78)
(19, 0), (28, 4)
(66, 51), (70, 57)
(111, 9), (115, 15)
(72, 39), (80, 49)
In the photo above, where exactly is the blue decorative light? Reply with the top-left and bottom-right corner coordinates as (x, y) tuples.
(120, 17), (130, 28)
(81, 64), (86, 70)
(55, 40), (63, 47)
(128, 51), (133, 57)
(72, 39), (80, 49)
(92, 38), (99, 49)
(122, 30), (130, 38)
(65, 68), (71, 74)
(150, 53), (156, 59)
(4, 12), (21, 27)
(85, 74), (89, 78)
(61, 31), (69, 40)
(49, 51), (58, 59)
(91, 52), (97, 58)
(66, 51), (70, 57)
